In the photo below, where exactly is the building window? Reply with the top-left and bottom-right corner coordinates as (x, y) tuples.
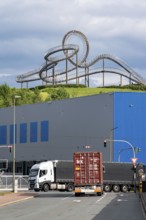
(10, 124), (17, 145)
(0, 125), (7, 145)
(40, 121), (49, 142)
(20, 123), (27, 143)
(30, 122), (38, 142)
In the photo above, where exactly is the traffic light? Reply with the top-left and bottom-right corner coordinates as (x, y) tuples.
(104, 140), (107, 147)
(8, 145), (12, 153)
(134, 147), (141, 153)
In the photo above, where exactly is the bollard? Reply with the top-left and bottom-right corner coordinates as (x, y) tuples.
(14, 179), (18, 193)
(139, 181), (142, 193)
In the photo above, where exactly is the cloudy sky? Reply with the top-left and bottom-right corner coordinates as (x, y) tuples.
(0, 0), (146, 88)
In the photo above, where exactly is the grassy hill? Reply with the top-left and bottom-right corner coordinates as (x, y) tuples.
(0, 83), (146, 108)
(40, 85), (145, 100)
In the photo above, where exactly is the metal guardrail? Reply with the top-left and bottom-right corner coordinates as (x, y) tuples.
(0, 175), (29, 191)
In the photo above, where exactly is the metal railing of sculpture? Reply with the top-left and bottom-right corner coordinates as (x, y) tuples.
(16, 30), (146, 87)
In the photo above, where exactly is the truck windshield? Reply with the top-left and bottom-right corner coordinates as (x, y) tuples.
(29, 169), (39, 177)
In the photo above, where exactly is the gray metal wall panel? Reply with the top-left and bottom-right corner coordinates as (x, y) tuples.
(0, 93), (114, 162)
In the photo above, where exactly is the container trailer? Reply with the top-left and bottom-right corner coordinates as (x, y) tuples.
(103, 162), (144, 192)
(73, 152), (103, 196)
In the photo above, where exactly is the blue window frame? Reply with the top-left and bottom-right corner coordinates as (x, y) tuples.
(20, 123), (27, 143)
(30, 122), (38, 142)
(0, 125), (7, 145)
(10, 124), (17, 144)
(41, 121), (49, 142)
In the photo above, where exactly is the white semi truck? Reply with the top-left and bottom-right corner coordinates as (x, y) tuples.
(29, 160), (145, 193)
(28, 160), (74, 192)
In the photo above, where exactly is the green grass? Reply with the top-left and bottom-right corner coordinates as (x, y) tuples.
(66, 87), (135, 97)
(42, 87), (144, 99)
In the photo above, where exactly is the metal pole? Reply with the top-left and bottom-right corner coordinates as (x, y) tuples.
(118, 147), (132, 162)
(13, 97), (16, 192)
(105, 139), (136, 158)
(13, 95), (21, 193)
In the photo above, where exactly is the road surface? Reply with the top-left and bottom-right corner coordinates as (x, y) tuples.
(0, 191), (145, 220)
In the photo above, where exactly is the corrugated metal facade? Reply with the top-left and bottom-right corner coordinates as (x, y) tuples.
(114, 92), (146, 164)
(0, 94), (113, 163)
(0, 91), (146, 170)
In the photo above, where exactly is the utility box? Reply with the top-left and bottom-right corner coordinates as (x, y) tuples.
(73, 152), (103, 196)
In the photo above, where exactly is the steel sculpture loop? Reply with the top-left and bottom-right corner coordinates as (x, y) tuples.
(16, 30), (146, 87)
(62, 30), (89, 67)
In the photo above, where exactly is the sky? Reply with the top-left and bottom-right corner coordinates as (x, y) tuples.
(0, 0), (146, 88)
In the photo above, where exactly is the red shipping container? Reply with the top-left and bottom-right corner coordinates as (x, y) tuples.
(73, 152), (103, 186)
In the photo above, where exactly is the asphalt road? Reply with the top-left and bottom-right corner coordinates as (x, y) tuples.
(0, 191), (145, 220)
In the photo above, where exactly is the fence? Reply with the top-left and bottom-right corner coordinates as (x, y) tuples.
(0, 175), (29, 191)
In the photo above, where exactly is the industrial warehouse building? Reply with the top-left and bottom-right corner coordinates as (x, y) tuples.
(0, 92), (146, 174)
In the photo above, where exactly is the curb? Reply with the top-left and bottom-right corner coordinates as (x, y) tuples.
(0, 193), (39, 208)
(0, 196), (34, 207)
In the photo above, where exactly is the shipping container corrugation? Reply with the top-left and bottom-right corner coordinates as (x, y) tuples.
(73, 152), (103, 186)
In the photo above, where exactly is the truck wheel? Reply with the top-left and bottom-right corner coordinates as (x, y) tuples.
(121, 185), (128, 193)
(104, 184), (111, 192)
(34, 189), (40, 192)
(113, 184), (120, 192)
(43, 183), (50, 192)
(67, 183), (74, 192)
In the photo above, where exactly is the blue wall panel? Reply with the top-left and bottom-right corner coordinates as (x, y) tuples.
(114, 92), (146, 164)
(0, 125), (7, 145)
(40, 121), (49, 142)
(10, 124), (17, 144)
(20, 123), (27, 143)
(30, 122), (38, 142)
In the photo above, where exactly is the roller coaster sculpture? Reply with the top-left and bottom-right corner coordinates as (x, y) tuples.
(16, 30), (146, 87)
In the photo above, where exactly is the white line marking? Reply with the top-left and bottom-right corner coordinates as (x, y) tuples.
(61, 194), (74, 200)
(96, 193), (107, 203)
(73, 200), (81, 202)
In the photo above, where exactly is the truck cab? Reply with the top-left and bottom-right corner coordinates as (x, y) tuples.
(29, 161), (55, 191)
(28, 160), (74, 192)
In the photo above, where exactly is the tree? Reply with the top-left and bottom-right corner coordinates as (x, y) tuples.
(50, 88), (69, 100)
(0, 84), (12, 107)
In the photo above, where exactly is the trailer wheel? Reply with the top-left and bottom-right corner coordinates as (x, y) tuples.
(121, 185), (128, 193)
(97, 192), (102, 196)
(113, 184), (120, 192)
(75, 193), (80, 197)
(104, 184), (111, 192)
(67, 183), (74, 192)
(43, 183), (50, 192)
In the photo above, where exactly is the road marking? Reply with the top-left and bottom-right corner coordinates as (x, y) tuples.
(61, 194), (74, 200)
(96, 193), (107, 203)
(73, 200), (81, 203)
(117, 199), (122, 202)
(117, 198), (128, 202)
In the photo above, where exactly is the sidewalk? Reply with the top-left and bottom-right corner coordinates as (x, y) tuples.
(139, 192), (146, 216)
(0, 192), (38, 207)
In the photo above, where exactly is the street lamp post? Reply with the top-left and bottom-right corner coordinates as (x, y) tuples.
(13, 95), (21, 193)
(109, 127), (118, 162)
(105, 139), (136, 159)
(118, 147), (132, 162)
